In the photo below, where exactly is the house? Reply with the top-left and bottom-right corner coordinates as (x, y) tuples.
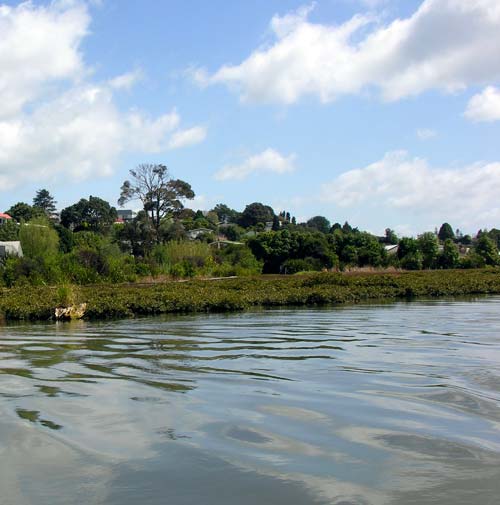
(0, 213), (12, 225)
(384, 244), (399, 255)
(117, 209), (136, 222)
(187, 228), (213, 240)
(209, 240), (244, 250)
(0, 241), (23, 258)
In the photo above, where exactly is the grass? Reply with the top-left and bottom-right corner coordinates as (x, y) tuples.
(1, 269), (500, 321)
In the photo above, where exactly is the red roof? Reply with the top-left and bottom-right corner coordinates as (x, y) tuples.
(0, 213), (12, 219)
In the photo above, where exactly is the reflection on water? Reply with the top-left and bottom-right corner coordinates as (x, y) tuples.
(1, 298), (500, 505)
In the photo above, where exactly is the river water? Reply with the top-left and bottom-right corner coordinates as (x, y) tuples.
(1, 298), (499, 505)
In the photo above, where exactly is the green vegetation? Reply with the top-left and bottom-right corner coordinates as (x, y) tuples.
(1, 166), (500, 291)
(1, 269), (500, 321)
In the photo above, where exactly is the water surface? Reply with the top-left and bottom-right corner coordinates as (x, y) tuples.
(1, 298), (500, 504)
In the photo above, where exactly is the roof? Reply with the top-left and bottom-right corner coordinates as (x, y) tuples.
(0, 213), (12, 219)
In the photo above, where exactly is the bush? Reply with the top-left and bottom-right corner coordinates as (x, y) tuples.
(19, 218), (59, 259)
(282, 258), (321, 274)
(152, 241), (212, 273)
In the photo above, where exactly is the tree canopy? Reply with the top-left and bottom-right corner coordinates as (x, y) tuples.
(438, 223), (455, 242)
(119, 164), (194, 241)
(239, 202), (275, 228)
(61, 196), (117, 232)
(33, 189), (57, 216)
(306, 216), (331, 234)
(6, 202), (43, 223)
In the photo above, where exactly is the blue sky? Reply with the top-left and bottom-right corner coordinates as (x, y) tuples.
(1, 0), (500, 235)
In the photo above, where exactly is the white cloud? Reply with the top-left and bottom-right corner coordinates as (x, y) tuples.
(0, 0), (88, 118)
(320, 150), (500, 230)
(214, 148), (296, 181)
(464, 86), (500, 122)
(416, 128), (437, 140)
(167, 126), (207, 150)
(108, 69), (143, 90)
(0, 1), (206, 191)
(198, 0), (500, 104)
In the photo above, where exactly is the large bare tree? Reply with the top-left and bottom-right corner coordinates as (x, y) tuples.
(118, 164), (194, 241)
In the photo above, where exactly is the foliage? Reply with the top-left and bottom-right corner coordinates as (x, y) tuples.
(61, 196), (117, 232)
(151, 240), (213, 275)
(239, 202), (275, 228)
(19, 217), (59, 259)
(211, 203), (240, 224)
(385, 228), (398, 244)
(6, 202), (43, 222)
(417, 232), (439, 269)
(33, 189), (57, 216)
(438, 222), (455, 242)
(475, 235), (499, 266)
(248, 229), (337, 273)
(306, 216), (331, 234)
(3, 269), (500, 321)
(439, 239), (459, 269)
(118, 164), (194, 241)
(0, 220), (19, 241)
(212, 244), (262, 276)
(222, 224), (244, 241)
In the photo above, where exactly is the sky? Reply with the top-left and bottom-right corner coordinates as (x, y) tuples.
(1, 0), (500, 236)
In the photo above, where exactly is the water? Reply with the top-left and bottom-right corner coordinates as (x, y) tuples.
(1, 298), (500, 505)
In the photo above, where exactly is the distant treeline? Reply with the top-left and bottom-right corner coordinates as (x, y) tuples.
(0, 165), (499, 287)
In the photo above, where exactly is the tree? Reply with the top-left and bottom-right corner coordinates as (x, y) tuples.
(385, 228), (398, 244)
(438, 223), (455, 242)
(238, 202), (275, 228)
(0, 219), (19, 241)
(475, 235), (499, 266)
(19, 217), (59, 258)
(115, 211), (156, 257)
(439, 239), (459, 269)
(417, 232), (439, 269)
(119, 164), (194, 241)
(33, 189), (57, 216)
(211, 203), (240, 224)
(6, 202), (43, 223)
(398, 237), (422, 270)
(306, 216), (331, 234)
(61, 196), (117, 232)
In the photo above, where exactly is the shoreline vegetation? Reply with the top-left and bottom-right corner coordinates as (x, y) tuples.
(1, 269), (500, 322)
(2, 175), (500, 324)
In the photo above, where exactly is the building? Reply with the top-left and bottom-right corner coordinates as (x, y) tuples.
(384, 244), (399, 255)
(0, 241), (23, 258)
(0, 213), (12, 225)
(117, 209), (136, 222)
(187, 228), (213, 240)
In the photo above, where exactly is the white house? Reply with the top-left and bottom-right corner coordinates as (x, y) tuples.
(0, 241), (23, 258)
(0, 213), (13, 225)
(187, 228), (213, 240)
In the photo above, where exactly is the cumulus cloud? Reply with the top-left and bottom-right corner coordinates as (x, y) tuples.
(464, 86), (500, 122)
(198, 0), (500, 104)
(321, 150), (500, 229)
(214, 148), (296, 181)
(0, 0), (88, 118)
(0, 1), (206, 191)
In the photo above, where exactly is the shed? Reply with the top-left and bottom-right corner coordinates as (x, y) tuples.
(0, 241), (23, 258)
